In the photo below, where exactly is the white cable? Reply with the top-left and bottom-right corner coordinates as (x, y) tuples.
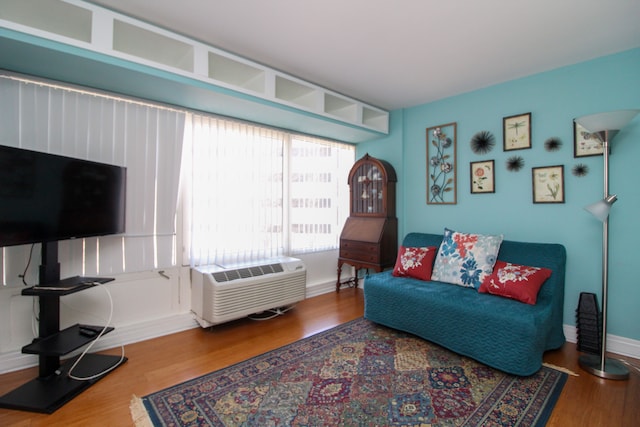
(31, 297), (39, 338)
(66, 282), (126, 381)
(248, 305), (295, 321)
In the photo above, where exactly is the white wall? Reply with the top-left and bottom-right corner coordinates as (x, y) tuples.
(0, 248), (349, 374)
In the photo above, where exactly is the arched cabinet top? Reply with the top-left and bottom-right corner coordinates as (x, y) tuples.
(347, 153), (396, 217)
(347, 153), (397, 184)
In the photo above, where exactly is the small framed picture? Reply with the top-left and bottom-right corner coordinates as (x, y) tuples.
(574, 121), (603, 157)
(503, 112), (532, 151)
(470, 160), (495, 194)
(532, 165), (564, 203)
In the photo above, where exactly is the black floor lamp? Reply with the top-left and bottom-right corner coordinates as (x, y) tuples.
(574, 109), (639, 380)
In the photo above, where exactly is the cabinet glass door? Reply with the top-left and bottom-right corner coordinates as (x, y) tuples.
(353, 164), (383, 214)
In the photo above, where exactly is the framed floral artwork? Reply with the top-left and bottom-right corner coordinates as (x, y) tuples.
(470, 160), (495, 194)
(503, 112), (531, 151)
(532, 165), (564, 203)
(574, 121), (603, 157)
(426, 122), (457, 204)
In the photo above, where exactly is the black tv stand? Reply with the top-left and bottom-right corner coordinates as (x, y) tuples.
(0, 243), (127, 413)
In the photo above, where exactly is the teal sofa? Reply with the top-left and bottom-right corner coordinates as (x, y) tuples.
(364, 232), (566, 376)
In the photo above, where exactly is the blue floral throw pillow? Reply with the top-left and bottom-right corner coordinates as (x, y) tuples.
(431, 228), (503, 289)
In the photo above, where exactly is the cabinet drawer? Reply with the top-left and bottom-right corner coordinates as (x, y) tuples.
(340, 240), (378, 253)
(340, 249), (380, 263)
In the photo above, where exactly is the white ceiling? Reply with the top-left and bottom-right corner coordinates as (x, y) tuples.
(87, 0), (640, 111)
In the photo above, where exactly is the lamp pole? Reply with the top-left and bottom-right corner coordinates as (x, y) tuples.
(578, 127), (628, 380)
(599, 130), (610, 374)
(575, 110), (639, 379)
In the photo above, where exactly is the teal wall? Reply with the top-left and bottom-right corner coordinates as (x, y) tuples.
(358, 48), (640, 341)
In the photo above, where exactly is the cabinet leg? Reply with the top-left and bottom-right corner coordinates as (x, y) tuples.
(336, 263), (360, 292)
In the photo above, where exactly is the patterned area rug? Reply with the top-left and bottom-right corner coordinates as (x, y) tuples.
(131, 318), (566, 426)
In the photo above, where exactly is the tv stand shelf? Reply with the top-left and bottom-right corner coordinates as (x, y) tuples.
(22, 276), (114, 296)
(0, 271), (127, 414)
(22, 324), (115, 356)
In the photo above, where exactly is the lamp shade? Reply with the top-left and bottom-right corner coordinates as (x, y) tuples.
(574, 110), (640, 133)
(584, 195), (617, 222)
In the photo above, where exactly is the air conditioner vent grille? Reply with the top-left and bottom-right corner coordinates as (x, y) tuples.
(211, 263), (285, 283)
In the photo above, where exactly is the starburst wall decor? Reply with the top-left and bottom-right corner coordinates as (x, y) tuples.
(544, 137), (562, 151)
(506, 155), (525, 172)
(572, 163), (589, 177)
(470, 131), (495, 154)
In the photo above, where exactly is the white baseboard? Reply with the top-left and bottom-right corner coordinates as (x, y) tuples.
(563, 324), (640, 359)
(0, 283), (339, 374)
(0, 313), (199, 374)
(305, 280), (340, 298)
(3, 295), (637, 375)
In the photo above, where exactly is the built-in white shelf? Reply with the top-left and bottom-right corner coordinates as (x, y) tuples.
(0, 0), (389, 137)
(363, 106), (389, 131)
(112, 19), (194, 73)
(0, 0), (92, 43)
(275, 76), (320, 111)
(324, 93), (358, 122)
(208, 52), (266, 95)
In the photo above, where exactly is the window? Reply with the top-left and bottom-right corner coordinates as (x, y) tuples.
(289, 135), (354, 254)
(184, 113), (354, 267)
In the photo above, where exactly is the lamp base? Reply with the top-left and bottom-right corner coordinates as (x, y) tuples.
(578, 354), (629, 380)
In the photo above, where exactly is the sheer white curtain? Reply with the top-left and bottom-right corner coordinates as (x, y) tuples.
(0, 74), (185, 285)
(184, 113), (354, 267)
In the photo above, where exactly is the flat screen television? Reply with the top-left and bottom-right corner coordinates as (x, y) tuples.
(0, 144), (126, 248)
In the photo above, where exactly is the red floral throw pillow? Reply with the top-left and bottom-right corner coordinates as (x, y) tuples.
(478, 260), (552, 305)
(392, 246), (437, 281)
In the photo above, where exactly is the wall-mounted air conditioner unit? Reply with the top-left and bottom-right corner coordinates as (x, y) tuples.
(191, 257), (306, 327)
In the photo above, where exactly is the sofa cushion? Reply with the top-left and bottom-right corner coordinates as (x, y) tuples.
(392, 246), (437, 280)
(431, 228), (503, 289)
(478, 260), (552, 304)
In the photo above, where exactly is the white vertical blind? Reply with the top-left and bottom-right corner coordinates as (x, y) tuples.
(186, 114), (286, 267)
(0, 74), (185, 285)
(289, 135), (354, 254)
(185, 112), (355, 267)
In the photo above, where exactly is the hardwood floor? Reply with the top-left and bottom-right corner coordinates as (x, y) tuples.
(0, 288), (638, 426)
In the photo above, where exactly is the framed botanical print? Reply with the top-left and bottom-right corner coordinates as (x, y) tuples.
(503, 112), (532, 151)
(470, 160), (495, 194)
(574, 121), (603, 157)
(532, 165), (564, 203)
(426, 122), (457, 204)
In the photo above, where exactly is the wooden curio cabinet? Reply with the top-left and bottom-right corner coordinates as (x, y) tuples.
(336, 153), (397, 291)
